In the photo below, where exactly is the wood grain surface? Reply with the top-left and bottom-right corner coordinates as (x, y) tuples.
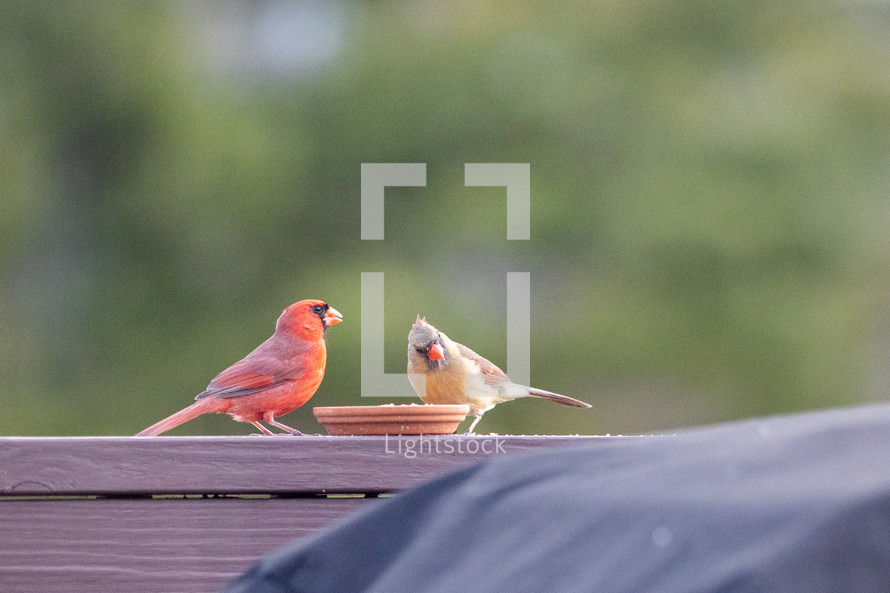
(0, 435), (607, 495)
(0, 435), (610, 593)
(1, 497), (373, 593)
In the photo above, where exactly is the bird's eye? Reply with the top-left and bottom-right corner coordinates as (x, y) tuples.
(415, 346), (426, 354)
(312, 304), (325, 315)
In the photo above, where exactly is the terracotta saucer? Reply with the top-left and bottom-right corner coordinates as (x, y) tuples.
(313, 404), (470, 435)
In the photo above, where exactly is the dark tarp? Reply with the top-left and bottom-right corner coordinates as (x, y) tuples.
(222, 404), (890, 593)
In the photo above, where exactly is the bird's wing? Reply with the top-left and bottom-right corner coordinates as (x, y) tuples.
(454, 342), (509, 384)
(196, 339), (315, 400)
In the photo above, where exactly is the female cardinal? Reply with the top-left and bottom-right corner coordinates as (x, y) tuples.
(137, 299), (342, 436)
(407, 316), (591, 433)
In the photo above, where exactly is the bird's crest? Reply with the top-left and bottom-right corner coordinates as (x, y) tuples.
(412, 315), (428, 330)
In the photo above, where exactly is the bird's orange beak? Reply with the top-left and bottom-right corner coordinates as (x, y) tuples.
(428, 342), (445, 360)
(324, 306), (343, 327)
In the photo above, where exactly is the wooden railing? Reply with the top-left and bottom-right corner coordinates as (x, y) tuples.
(0, 435), (606, 593)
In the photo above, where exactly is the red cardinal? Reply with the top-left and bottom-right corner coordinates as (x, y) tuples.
(407, 316), (591, 433)
(137, 300), (342, 436)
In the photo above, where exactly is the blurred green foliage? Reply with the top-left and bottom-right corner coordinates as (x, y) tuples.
(2, 0), (890, 436)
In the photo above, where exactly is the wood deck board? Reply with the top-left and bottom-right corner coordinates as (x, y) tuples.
(0, 435), (609, 495)
(0, 435), (610, 593)
(0, 497), (373, 593)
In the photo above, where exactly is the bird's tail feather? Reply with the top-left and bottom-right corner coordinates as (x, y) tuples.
(136, 398), (216, 436)
(528, 388), (592, 409)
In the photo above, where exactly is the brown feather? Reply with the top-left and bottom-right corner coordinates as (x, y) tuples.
(528, 387), (592, 408)
(407, 317), (591, 432)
